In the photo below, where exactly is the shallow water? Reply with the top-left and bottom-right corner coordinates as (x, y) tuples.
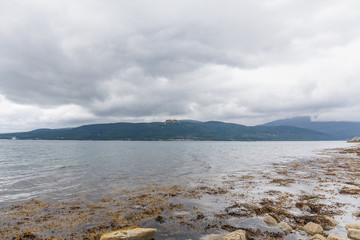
(0, 140), (349, 205)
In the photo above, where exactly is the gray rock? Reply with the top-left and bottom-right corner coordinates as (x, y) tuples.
(348, 228), (360, 240)
(222, 230), (247, 240)
(303, 222), (323, 235)
(277, 222), (292, 233)
(345, 223), (360, 230)
(263, 215), (277, 226)
(100, 227), (157, 240)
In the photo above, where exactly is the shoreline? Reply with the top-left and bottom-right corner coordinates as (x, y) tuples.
(1, 144), (360, 239)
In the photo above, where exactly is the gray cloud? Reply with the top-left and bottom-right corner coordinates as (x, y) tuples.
(1, 0), (360, 132)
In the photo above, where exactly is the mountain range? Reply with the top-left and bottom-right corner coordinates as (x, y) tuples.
(1, 117), (360, 141)
(262, 116), (360, 139)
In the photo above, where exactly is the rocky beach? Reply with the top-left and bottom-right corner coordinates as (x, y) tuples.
(1, 143), (360, 240)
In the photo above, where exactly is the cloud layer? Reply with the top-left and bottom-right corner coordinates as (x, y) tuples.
(1, 0), (360, 132)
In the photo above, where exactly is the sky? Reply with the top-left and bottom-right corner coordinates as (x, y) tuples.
(1, 0), (360, 133)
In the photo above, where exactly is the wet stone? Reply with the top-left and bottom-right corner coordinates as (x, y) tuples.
(348, 228), (360, 240)
(277, 222), (292, 233)
(310, 234), (326, 240)
(345, 223), (360, 230)
(353, 212), (360, 218)
(242, 202), (261, 210)
(325, 217), (339, 229)
(301, 204), (312, 212)
(263, 215), (277, 226)
(200, 234), (221, 240)
(222, 230), (247, 240)
(134, 205), (144, 210)
(100, 227), (157, 240)
(304, 222), (323, 235)
(327, 233), (348, 240)
(173, 211), (190, 217)
(155, 215), (166, 223)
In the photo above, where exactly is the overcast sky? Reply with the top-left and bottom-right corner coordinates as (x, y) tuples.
(1, 0), (360, 132)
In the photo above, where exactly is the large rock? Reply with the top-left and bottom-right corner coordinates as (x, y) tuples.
(304, 222), (323, 235)
(263, 215), (277, 226)
(222, 230), (247, 240)
(345, 223), (360, 230)
(327, 233), (348, 240)
(100, 227), (157, 240)
(277, 222), (292, 233)
(310, 234), (326, 240)
(348, 228), (360, 240)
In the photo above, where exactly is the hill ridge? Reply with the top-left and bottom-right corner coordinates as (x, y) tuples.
(0, 120), (336, 141)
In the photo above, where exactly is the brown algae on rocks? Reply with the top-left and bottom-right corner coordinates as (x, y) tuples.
(1, 145), (360, 239)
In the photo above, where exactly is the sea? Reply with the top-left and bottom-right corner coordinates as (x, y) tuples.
(0, 140), (350, 206)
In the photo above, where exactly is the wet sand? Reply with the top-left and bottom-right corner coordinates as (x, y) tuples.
(1, 144), (360, 239)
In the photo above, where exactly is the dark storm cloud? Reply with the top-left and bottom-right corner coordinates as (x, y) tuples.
(1, 0), (360, 132)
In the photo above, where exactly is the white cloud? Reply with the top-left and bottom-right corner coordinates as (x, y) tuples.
(0, 95), (94, 132)
(1, 0), (360, 131)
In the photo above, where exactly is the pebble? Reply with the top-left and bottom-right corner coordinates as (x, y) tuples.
(303, 222), (323, 235)
(242, 202), (261, 210)
(263, 215), (277, 226)
(277, 222), (293, 233)
(222, 230), (247, 240)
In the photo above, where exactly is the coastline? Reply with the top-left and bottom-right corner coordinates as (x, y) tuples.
(1, 143), (360, 239)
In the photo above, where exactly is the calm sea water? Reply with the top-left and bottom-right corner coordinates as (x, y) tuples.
(0, 140), (349, 205)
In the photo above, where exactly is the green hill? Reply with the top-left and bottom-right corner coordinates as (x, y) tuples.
(0, 120), (335, 141)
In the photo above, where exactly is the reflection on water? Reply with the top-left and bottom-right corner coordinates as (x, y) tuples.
(0, 140), (348, 205)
